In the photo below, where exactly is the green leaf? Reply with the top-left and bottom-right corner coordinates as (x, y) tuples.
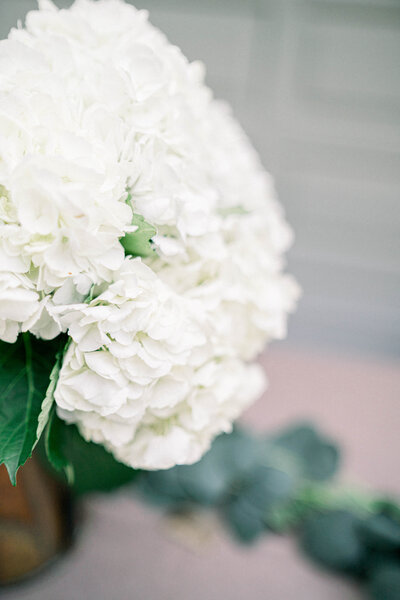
(45, 407), (74, 484)
(369, 562), (400, 600)
(271, 423), (340, 481)
(36, 343), (64, 443)
(42, 418), (138, 495)
(121, 213), (157, 258)
(139, 429), (260, 507)
(0, 334), (61, 484)
(358, 514), (400, 553)
(218, 206), (249, 217)
(137, 468), (188, 507)
(300, 510), (365, 572)
(224, 494), (267, 543)
(177, 429), (260, 505)
(224, 466), (294, 543)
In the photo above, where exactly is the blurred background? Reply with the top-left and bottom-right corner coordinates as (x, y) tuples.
(0, 1), (399, 599)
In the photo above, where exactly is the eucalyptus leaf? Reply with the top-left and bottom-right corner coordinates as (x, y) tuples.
(139, 429), (260, 507)
(369, 562), (400, 600)
(0, 334), (61, 484)
(224, 494), (267, 543)
(137, 467), (188, 507)
(224, 466), (293, 543)
(272, 423), (340, 481)
(300, 510), (365, 572)
(178, 429), (260, 505)
(358, 514), (400, 553)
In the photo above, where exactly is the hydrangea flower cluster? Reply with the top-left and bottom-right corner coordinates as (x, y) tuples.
(0, 0), (299, 469)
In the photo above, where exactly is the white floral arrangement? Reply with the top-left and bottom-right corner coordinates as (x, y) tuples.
(0, 0), (299, 483)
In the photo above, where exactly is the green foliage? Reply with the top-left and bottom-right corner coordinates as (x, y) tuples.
(41, 416), (139, 495)
(0, 334), (63, 484)
(297, 504), (400, 598)
(138, 429), (261, 508)
(368, 562), (400, 600)
(225, 494), (266, 543)
(271, 422), (340, 481)
(120, 213), (157, 258)
(358, 514), (400, 553)
(0, 330), (138, 494)
(45, 406), (74, 483)
(218, 206), (249, 217)
(36, 343), (64, 442)
(136, 422), (400, 600)
(300, 510), (365, 572)
(225, 466), (294, 543)
(138, 423), (340, 543)
(177, 429), (261, 506)
(2, 331), (398, 600)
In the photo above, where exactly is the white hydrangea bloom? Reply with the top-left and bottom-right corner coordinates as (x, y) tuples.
(55, 258), (266, 468)
(0, 272), (39, 343)
(1, 0), (300, 468)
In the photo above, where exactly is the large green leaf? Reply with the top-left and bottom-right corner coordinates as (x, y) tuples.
(0, 334), (62, 484)
(45, 405), (74, 484)
(43, 416), (138, 495)
(36, 343), (64, 442)
(121, 213), (157, 258)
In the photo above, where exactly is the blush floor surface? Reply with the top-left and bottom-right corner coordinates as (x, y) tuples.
(3, 345), (399, 600)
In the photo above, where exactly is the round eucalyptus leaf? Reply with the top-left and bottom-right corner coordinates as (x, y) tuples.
(272, 423), (340, 481)
(369, 562), (400, 600)
(224, 494), (266, 543)
(137, 468), (188, 507)
(224, 466), (293, 543)
(300, 510), (365, 572)
(358, 514), (400, 552)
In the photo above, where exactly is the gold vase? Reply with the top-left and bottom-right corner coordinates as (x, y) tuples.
(0, 455), (75, 585)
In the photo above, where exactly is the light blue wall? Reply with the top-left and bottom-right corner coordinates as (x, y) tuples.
(1, 0), (399, 357)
